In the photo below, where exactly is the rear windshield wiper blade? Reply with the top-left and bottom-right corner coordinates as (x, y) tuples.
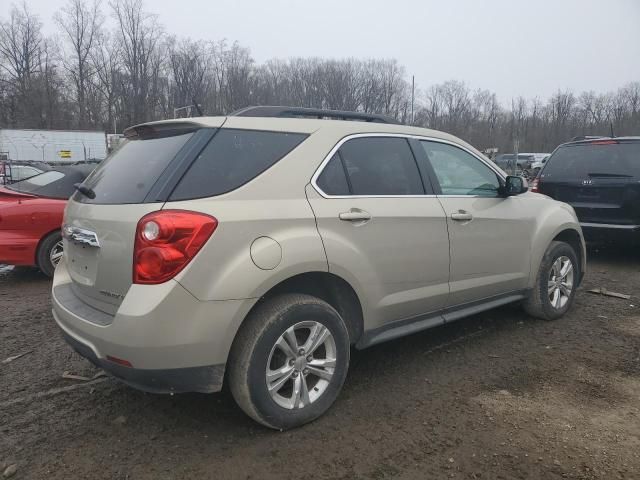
(73, 182), (96, 199)
(587, 172), (633, 178)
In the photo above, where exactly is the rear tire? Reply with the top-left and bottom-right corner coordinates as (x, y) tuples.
(524, 241), (579, 321)
(228, 294), (350, 430)
(37, 231), (63, 278)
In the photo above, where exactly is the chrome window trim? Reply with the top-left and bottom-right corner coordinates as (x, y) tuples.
(310, 132), (506, 199)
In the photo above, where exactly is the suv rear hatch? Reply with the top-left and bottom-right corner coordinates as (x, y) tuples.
(63, 121), (220, 315)
(538, 140), (640, 226)
(62, 118), (309, 314)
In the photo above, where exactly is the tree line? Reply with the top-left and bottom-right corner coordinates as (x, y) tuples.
(1, 0), (638, 154)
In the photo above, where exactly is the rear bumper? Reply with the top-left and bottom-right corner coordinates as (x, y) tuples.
(52, 259), (256, 394)
(59, 328), (225, 394)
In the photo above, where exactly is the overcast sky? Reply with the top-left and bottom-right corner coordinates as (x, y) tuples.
(23, 0), (640, 102)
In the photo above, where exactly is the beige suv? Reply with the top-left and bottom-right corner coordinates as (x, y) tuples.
(52, 106), (586, 429)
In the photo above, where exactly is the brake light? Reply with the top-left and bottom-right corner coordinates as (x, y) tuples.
(133, 210), (218, 284)
(530, 177), (540, 193)
(590, 140), (618, 145)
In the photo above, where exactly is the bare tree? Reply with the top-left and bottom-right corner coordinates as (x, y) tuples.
(0, 3), (44, 126)
(1, 0), (638, 153)
(92, 30), (122, 132)
(54, 0), (102, 127)
(110, 0), (163, 124)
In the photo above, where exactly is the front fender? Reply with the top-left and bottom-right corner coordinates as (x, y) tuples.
(528, 198), (586, 287)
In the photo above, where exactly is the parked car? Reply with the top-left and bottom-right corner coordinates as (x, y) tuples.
(0, 162), (48, 185)
(530, 155), (550, 177)
(52, 106), (586, 430)
(494, 153), (536, 176)
(532, 137), (640, 240)
(0, 165), (94, 276)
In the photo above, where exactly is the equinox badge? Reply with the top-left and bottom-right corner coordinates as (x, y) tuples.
(62, 225), (101, 248)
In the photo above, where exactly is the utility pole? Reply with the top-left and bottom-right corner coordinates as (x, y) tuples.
(411, 75), (415, 125)
(511, 98), (519, 176)
(513, 138), (519, 176)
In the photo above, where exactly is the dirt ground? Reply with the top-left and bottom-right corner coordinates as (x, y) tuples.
(1, 246), (640, 480)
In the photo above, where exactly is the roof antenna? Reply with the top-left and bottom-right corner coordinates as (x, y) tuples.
(610, 121), (615, 138)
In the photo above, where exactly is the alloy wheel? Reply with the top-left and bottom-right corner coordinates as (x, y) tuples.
(548, 255), (574, 309)
(266, 321), (337, 410)
(50, 240), (64, 267)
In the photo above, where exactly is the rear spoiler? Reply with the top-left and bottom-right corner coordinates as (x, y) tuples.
(123, 122), (202, 140)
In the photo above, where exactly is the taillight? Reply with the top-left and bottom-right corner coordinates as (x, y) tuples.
(133, 210), (217, 284)
(530, 177), (540, 193)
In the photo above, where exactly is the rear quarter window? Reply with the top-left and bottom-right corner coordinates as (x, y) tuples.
(316, 153), (350, 196)
(169, 129), (307, 201)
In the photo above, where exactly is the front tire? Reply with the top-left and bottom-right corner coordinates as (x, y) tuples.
(524, 241), (579, 320)
(228, 294), (350, 430)
(37, 231), (63, 278)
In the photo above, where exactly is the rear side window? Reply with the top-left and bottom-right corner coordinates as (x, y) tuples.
(543, 142), (640, 181)
(334, 137), (424, 196)
(76, 132), (194, 204)
(169, 129), (307, 201)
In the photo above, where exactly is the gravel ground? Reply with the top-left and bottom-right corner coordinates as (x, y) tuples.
(1, 247), (640, 479)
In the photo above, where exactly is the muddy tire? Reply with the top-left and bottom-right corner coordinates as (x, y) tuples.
(227, 294), (350, 430)
(524, 241), (579, 321)
(37, 231), (63, 278)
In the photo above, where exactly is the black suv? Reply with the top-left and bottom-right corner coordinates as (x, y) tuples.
(532, 137), (640, 239)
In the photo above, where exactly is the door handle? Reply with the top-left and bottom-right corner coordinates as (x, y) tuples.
(451, 211), (473, 222)
(339, 209), (371, 222)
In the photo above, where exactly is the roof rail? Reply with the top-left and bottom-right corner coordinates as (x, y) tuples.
(229, 106), (400, 124)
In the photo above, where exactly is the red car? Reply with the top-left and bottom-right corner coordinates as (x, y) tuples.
(0, 165), (94, 276)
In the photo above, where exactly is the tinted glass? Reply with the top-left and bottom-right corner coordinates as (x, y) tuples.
(7, 166), (94, 199)
(12, 166), (42, 180)
(76, 132), (194, 204)
(316, 153), (350, 195)
(542, 142), (640, 181)
(421, 141), (500, 196)
(16, 171), (64, 186)
(338, 137), (423, 195)
(170, 129), (307, 201)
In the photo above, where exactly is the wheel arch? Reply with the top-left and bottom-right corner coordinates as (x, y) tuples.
(529, 223), (586, 288)
(552, 228), (584, 284)
(237, 271), (365, 346)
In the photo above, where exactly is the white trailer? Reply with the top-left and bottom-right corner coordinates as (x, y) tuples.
(0, 129), (107, 164)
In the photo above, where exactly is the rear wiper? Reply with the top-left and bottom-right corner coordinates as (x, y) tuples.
(73, 182), (96, 199)
(587, 172), (633, 178)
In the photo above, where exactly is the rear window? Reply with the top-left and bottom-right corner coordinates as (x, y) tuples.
(7, 167), (93, 199)
(543, 142), (640, 181)
(169, 129), (307, 201)
(75, 132), (194, 204)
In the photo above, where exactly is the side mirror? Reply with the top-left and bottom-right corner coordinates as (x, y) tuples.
(502, 175), (529, 196)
